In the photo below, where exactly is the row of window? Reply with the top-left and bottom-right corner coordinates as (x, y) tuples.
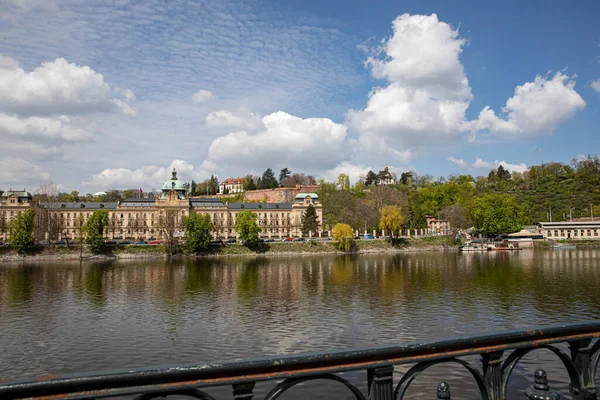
(547, 229), (599, 237)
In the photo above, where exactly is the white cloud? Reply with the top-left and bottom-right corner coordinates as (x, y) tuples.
(205, 109), (264, 131)
(591, 79), (600, 93)
(467, 72), (586, 138)
(350, 14), (585, 161)
(85, 159), (218, 189)
(0, 157), (50, 185)
(448, 156), (468, 169)
(452, 157), (528, 173)
(208, 111), (348, 171)
(321, 162), (374, 185)
(191, 89), (213, 103)
(0, 56), (136, 116)
(366, 14), (472, 101)
(349, 14), (472, 161)
(0, 113), (93, 142)
(471, 157), (496, 170)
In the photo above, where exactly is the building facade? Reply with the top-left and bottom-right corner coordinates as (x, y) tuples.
(537, 220), (600, 240)
(425, 215), (451, 235)
(219, 177), (244, 194)
(0, 170), (323, 242)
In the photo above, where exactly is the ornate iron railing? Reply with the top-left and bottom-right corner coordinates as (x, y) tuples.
(1, 322), (600, 400)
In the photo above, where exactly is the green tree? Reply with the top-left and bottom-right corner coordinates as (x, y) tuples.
(183, 213), (213, 253)
(84, 210), (109, 253)
(337, 173), (350, 191)
(301, 204), (319, 236)
(332, 223), (354, 251)
(243, 174), (257, 191)
(279, 168), (291, 185)
(210, 176), (219, 195)
(9, 209), (36, 253)
(378, 205), (404, 238)
(473, 194), (525, 236)
(365, 170), (377, 186)
(235, 210), (261, 246)
(260, 168), (278, 189)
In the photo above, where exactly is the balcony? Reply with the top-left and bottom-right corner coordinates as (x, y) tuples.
(1, 322), (599, 399)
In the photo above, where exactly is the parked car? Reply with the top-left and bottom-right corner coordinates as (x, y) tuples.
(134, 240), (146, 245)
(265, 238), (275, 242)
(363, 234), (374, 240)
(148, 240), (161, 245)
(285, 237), (294, 241)
(293, 237), (305, 242)
(106, 240), (117, 245)
(55, 240), (67, 245)
(210, 240), (223, 245)
(225, 238), (236, 243)
(120, 240), (131, 245)
(258, 238), (265, 243)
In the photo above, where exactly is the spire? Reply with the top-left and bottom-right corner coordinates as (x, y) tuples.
(172, 168), (177, 180)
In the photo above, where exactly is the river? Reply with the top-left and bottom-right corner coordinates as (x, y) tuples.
(1, 249), (599, 399)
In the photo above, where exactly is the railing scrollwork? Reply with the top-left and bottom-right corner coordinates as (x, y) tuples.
(1, 322), (600, 400)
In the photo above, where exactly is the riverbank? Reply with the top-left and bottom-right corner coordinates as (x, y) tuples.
(0, 236), (457, 262)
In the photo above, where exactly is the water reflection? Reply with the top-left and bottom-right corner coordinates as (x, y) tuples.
(0, 249), (599, 398)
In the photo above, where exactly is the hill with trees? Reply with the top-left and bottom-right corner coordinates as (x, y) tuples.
(317, 155), (600, 235)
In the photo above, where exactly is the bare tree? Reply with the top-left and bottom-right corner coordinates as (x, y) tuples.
(34, 182), (61, 245)
(439, 204), (470, 235)
(156, 209), (182, 257)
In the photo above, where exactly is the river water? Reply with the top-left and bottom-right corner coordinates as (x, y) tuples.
(1, 249), (600, 399)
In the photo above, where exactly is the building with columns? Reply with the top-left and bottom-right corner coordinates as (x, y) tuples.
(0, 169), (323, 242)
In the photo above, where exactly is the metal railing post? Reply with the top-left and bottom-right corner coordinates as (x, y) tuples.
(368, 366), (394, 400)
(437, 382), (451, 400)
(482, 351), (504, 400)
(569, 340), (597, 400)
(233, 382), (255, 399)
(525, 369), (560, 400)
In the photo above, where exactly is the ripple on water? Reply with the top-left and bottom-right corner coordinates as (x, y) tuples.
(1, 251), (599, 399)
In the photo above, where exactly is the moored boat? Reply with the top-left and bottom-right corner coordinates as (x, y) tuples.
(552, 243), (577, 250)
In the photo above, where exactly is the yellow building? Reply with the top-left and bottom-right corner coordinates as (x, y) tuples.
(0, 169), (323, 242)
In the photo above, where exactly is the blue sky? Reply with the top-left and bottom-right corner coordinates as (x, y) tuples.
(0, 0), (599, 192)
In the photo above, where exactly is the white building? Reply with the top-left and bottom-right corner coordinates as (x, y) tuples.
(219, 178), (244, 194)
(538, 220), (600, 240)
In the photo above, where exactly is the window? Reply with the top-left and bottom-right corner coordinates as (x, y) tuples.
(554, 230), (558, 237)
(574, 230), (578, 236)
(561, 230), (565, 237)
(594, 230), (598, 236)
(67, 213), (71, 218)
(581, 230), (585, 236)
(587, 230), (591, 237)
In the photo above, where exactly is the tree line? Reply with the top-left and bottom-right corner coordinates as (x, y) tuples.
(318, 155), (600, 237)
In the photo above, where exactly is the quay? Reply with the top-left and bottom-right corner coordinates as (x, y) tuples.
(1, 322), (599, 399)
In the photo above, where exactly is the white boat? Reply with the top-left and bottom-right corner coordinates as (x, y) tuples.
(552, 243), (576, 250)
(459, 243), (489, 251)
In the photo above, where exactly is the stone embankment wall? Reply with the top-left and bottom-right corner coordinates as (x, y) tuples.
(244, 185), (320, 203)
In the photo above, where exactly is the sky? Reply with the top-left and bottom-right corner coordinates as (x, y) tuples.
(1, 0), (599, 193)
